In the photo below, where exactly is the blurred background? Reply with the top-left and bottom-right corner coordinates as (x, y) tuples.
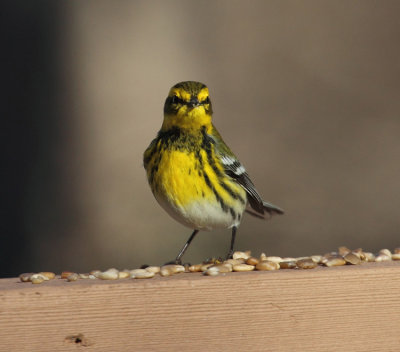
(2, 1), (400, 277)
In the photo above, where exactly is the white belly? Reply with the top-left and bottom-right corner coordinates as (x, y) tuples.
(155, 192), (245, 231)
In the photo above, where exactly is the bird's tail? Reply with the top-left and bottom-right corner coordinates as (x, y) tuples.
(246, 200), (284, 219)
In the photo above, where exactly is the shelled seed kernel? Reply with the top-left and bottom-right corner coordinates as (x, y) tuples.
(160, 264), (185, 277)
(233, 251), (250, 260)
(323, 257), (346, 267)
(352, 248), (365, 260)
(30, 277), (44, 284)
(232, 263), (255, 272)
(363, 252), (376, 262)
(311, 255), (323, 263)
(39, 272), (55, 280)
(204, 263), (232, 276)
(130, 269), (149, 278)
(394, 248), (400, 254)
(204, 266), (220, 276)
(256, 261), (280, 271)
(279, 260), (297, 269)
(282, 257), (297, 262)
(30, 273), (48, 284)
(188, 264), (203, 272)
(344, 252), (361, 265)
(79, 273), (90, 279)
(19, 273), (34, 282)
(66, 273), (79, 282)
(118, 271), (130, 279)
(375, 254), (391, 262)
(200, 263), (214, 271)
(145, 266), (161, 274)
(379, 249), (392, 257)
(296, 258), (318, 269)
(338, 246), (351, 256)
(211, 263), (233, 273)
(97, 268), (119, 280)
(90, 270), (101, 277)
(264, 256), (282, 263)
(132, 270), (155, 279)
(391, 253), (400, 260)
(61, 271), (75, 279)
(246, 257), (259, 266)
(259, 253), (267, 261)
(225, 258), (245, 265)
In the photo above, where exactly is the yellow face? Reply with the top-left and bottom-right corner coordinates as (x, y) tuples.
(162, 81), (213, 131)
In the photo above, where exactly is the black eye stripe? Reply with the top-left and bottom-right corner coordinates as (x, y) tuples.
(171, 95), (185, 105)
(170, 95), (210, 105)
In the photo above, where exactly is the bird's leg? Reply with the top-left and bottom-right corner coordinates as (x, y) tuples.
(166, 229), (199, 265)
(225, 226), (237, 260)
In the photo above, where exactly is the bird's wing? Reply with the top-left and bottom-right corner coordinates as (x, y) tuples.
(209, 127), (284, 217)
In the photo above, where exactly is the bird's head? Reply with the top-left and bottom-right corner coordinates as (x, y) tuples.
(162, 81), (213, 132)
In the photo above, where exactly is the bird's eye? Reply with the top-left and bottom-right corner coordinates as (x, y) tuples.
(171, 95), (184, 105)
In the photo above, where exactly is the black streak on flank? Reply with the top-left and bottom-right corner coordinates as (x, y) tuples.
(203, 171), (229, 213)
(200, 127), (246, 205)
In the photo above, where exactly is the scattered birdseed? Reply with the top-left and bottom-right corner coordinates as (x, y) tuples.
(338, 246), (351, 256)
(375, 254), (391, 262)
(160, 264), (185, 277)
(39, 272), (55, 280)
(255, 261), (280, 271)
(264, 256), (282, 263)
(232, 263), (255, 272)
(66, 273), (79, 282)
(16, 246), (400, 283)
(19, 273), (35, 282)
(203, 266), (219, 276)
(310, 255), (323, 263)
(279, 260), (297, 269)
(323, 257), (346, 267)
(246, 257), (259, 266)
(118, 271), (130, 279)
(200, 263), (214, 272)
(363, 252), (376, 262)
(133, 270), (155, 279)
(296, 258), (318, 269)
(344, 252), (361, 265)
(188, 264), (203, 272)
(97, 268), (119, 280)
(30, 274), (48, 284)
(210, 263), (233, 273)
(225, 258), (245, 265)
(145, 266), (161, 274)
(130, 269), (149, 278)
(232, 251), (250, 260)
(379, 249), (392, 257)
(78, 273), (91, 279)
(61, 271), (75, 279)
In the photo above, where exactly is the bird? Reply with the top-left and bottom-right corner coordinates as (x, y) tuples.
(143, 81), (283, 264)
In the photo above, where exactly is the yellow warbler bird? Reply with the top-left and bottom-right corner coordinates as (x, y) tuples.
(143, 81), (283, 263)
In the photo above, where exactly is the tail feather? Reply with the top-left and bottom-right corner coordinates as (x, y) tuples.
(262, 200), (284, 215)
(245, 200), (284, 219)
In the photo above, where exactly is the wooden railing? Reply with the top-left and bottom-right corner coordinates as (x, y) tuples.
(1, 261), (399, 351)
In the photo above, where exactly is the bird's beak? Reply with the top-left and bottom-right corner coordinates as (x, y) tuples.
(188, 97), (200, 109)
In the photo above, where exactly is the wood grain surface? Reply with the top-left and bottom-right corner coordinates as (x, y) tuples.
(1, 261), (399, 351)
